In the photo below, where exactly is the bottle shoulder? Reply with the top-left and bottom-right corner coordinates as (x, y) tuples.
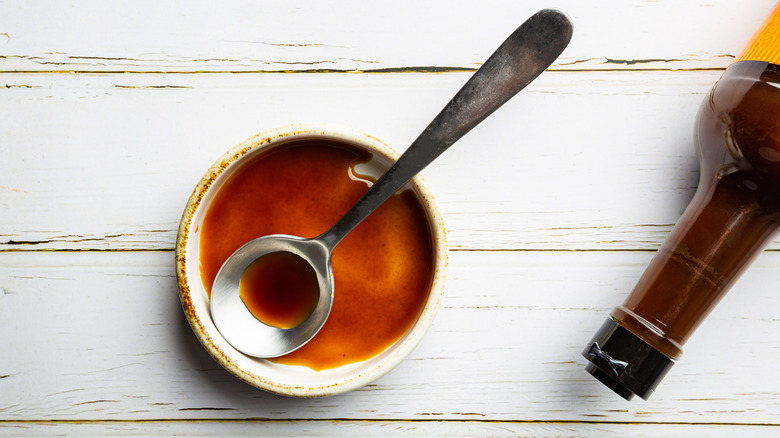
(697, 62), (780, 181)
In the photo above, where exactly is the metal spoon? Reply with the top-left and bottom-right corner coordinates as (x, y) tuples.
(210, 9), (573, 358)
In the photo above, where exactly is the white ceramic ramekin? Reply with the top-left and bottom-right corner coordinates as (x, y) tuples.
(175, 123), (447, 397)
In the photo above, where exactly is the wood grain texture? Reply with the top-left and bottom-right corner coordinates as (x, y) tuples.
(0, 70), (751, 251)
(0, 0), (773, 73)
(4, 0), (780, 434)
(1, 420), (779, 437)
(1, 251), (779, 424)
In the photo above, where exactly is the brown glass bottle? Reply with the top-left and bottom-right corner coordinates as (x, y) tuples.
(583, 4), (780, 400)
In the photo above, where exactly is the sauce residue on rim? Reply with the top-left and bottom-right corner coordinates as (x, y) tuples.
(199, 139), (435, 371)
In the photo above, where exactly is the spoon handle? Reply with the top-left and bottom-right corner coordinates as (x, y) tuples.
(319, 9), (573, 249)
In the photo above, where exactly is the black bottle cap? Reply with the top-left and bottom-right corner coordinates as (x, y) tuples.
(582, 318), (675, 401)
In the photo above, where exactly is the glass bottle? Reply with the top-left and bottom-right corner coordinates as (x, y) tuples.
(582, 3), (780, 400)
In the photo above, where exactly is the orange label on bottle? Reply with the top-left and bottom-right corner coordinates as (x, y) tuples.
(736, 2), (780, 64)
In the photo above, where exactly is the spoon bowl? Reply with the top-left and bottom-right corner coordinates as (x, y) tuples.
(210, 235), (333, 357)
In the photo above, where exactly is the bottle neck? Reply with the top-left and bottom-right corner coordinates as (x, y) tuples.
(613, 61), (780, 359)
(615, 173), (780, 359)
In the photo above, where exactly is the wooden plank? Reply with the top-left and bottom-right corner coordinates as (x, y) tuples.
(1, 250), (779, 423)
(3, 69), (763, 251)
(1, 420), (778, 437)
(6, 1), (780, 435)
(0, 0), (773, 73)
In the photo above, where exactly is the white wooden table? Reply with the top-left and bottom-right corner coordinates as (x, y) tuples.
(3, 1), (780, 436)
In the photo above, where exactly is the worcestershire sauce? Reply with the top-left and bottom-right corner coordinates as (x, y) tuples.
(239, 251), (320, 330)
(199, 140), (435, 371)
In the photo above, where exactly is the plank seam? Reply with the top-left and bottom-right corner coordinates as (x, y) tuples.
(0, 419), (777, 427)
(0, 67), (728, 75)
